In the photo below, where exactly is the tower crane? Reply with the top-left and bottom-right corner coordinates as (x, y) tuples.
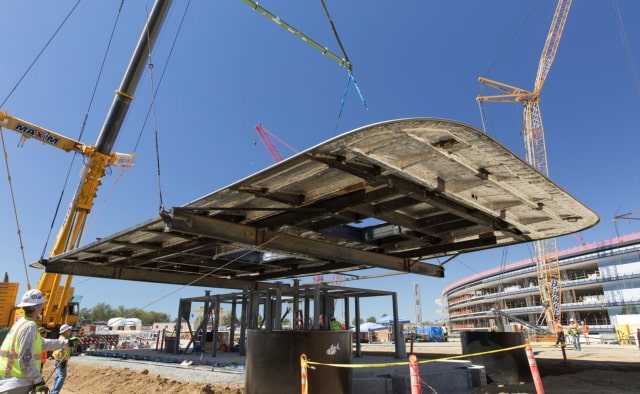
(476, 0), (572, 332)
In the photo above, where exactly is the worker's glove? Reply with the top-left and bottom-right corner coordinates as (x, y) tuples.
(67, 337), (80, 347)
(33, 379), (49, 393)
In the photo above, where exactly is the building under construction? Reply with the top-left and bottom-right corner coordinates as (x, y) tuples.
(444, 232), (640, 342)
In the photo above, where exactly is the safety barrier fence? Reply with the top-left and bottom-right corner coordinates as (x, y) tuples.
(300, 339), (554, 394)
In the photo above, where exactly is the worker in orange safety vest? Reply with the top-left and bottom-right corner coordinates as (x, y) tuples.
(580, 321), (590, 345)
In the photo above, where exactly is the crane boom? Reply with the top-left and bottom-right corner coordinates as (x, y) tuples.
(254, 124), (284, 162)
(534, 0), (572, 93)
(39, 0), (174, 329)
(0, 0), (174, 330)
(477, 0), (572, 331)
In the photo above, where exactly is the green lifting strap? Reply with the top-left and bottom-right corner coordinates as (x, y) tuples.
(241, 0), (353, 72)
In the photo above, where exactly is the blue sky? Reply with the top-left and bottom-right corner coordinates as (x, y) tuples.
(1, 1), (639, 324)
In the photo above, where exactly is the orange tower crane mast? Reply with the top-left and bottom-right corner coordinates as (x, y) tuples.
(476, 0), (572, 331)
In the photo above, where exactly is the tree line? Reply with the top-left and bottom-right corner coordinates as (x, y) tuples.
(79, 303), (171, 326)
(79, 305), (438, 328)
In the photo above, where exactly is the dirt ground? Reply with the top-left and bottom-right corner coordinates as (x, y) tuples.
(43, 362), (243, 394)
(42, 343), (639, 393)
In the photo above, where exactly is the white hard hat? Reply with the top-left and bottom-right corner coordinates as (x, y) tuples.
(17, 289), (47, 307)
(59, 324), (73, 333)
(569, 318), (575, 321)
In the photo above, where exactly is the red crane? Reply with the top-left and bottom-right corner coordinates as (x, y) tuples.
(254, 124), (297, 162)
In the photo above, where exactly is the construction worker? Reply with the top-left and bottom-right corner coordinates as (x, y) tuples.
(569, 318), (581, 351)
(580, 321), (590, 345)
(554, 319), (565, 346)
(50, 324), (73, 394)
(330, 317), (341, 331)
(0, 289), (78, 394)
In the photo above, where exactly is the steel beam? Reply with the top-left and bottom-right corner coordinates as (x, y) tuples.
(167, 208), (444, 277)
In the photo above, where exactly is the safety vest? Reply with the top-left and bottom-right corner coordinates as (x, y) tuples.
(555, 322), (563, 333)
(330, 320), (341, 330)
(52, 335), (71, 361)
(0, 318), (42, 378)
(569, 323), (580, 335)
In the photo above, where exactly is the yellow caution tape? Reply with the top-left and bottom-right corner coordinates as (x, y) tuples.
(305, 343), (529, 369)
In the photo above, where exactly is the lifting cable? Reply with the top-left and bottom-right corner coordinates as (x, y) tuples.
(0, 130), (31, 287)
(611, 0), (640, 229)
(241, 0), (369, 135)
(0, 1), (82, 109)
(143, 0), (165, 214)
(317, 0), (370, 135)
(476, 0), (541, 137)
(334, 73), (368, 136)
(131, 0), (193, 216)
(0, 0), (82, 286)
(103, 1), (194, 313)
(612, 0), (640, 104)
(318, 0), (351, 69)
(242, 0), (352, 71)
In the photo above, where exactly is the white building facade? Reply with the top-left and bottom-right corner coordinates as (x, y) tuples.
(443, 233), (640, 337)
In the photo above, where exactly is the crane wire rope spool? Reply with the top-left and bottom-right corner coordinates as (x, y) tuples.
(476, 0), (572, 332)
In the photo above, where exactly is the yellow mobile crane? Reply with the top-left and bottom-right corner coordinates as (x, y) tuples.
(476, 0), (572, 332)
(0, 0), (174, 332)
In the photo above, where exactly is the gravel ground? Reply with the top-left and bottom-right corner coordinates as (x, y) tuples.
(68, 352), (246, 386)
(59, 340), (639, 393)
